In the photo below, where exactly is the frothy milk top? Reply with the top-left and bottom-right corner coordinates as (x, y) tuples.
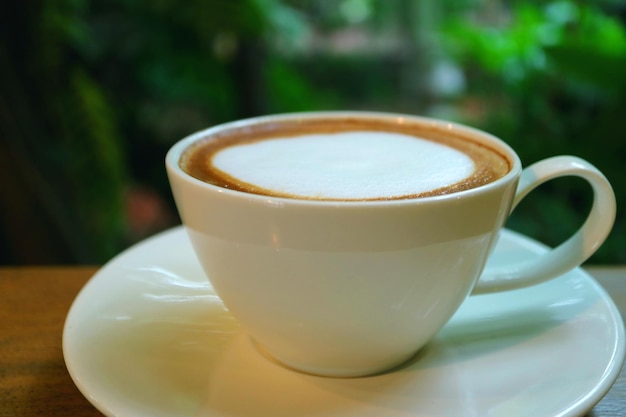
(211, 131), (475, 200)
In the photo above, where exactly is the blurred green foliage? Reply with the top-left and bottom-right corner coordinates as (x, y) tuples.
(442, 1), (626, 261)
(1, 0), (624, 264)
(1, 0), (127, 262)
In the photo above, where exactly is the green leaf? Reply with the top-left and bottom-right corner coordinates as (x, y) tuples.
(545, 44), (626, 92)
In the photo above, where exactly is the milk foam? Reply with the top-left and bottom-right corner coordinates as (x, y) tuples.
(212, 131), (475, 200)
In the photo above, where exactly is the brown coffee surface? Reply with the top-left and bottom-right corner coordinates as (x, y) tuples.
(179, 116), (511, 201)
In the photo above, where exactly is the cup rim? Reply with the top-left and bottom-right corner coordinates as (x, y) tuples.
(165, 111), (522, 206)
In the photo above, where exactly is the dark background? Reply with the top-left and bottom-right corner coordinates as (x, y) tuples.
(1, 0), (625, 265)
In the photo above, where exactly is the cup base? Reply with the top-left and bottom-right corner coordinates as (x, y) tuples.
(249, 336), (428, 378)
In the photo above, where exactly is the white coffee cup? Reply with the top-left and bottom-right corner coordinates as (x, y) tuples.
(166, 111), (616, 377)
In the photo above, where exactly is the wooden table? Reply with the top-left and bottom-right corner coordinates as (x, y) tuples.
(1, 266), (625, 416)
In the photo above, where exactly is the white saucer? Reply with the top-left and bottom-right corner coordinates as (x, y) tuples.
(63, 227), (625, 417)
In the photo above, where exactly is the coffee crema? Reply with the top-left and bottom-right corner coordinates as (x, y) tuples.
(179, 117), (511, 201)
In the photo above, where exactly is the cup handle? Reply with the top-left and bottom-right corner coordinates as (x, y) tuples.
(472, 156), (616, 295)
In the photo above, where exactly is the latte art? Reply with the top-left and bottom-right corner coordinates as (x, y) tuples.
(179, 116), (511, 201)
(212, 132), (475, 200)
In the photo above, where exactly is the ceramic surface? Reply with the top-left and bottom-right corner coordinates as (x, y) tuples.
(166, 112), (615, 376)
(63, 227), (625, 417)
